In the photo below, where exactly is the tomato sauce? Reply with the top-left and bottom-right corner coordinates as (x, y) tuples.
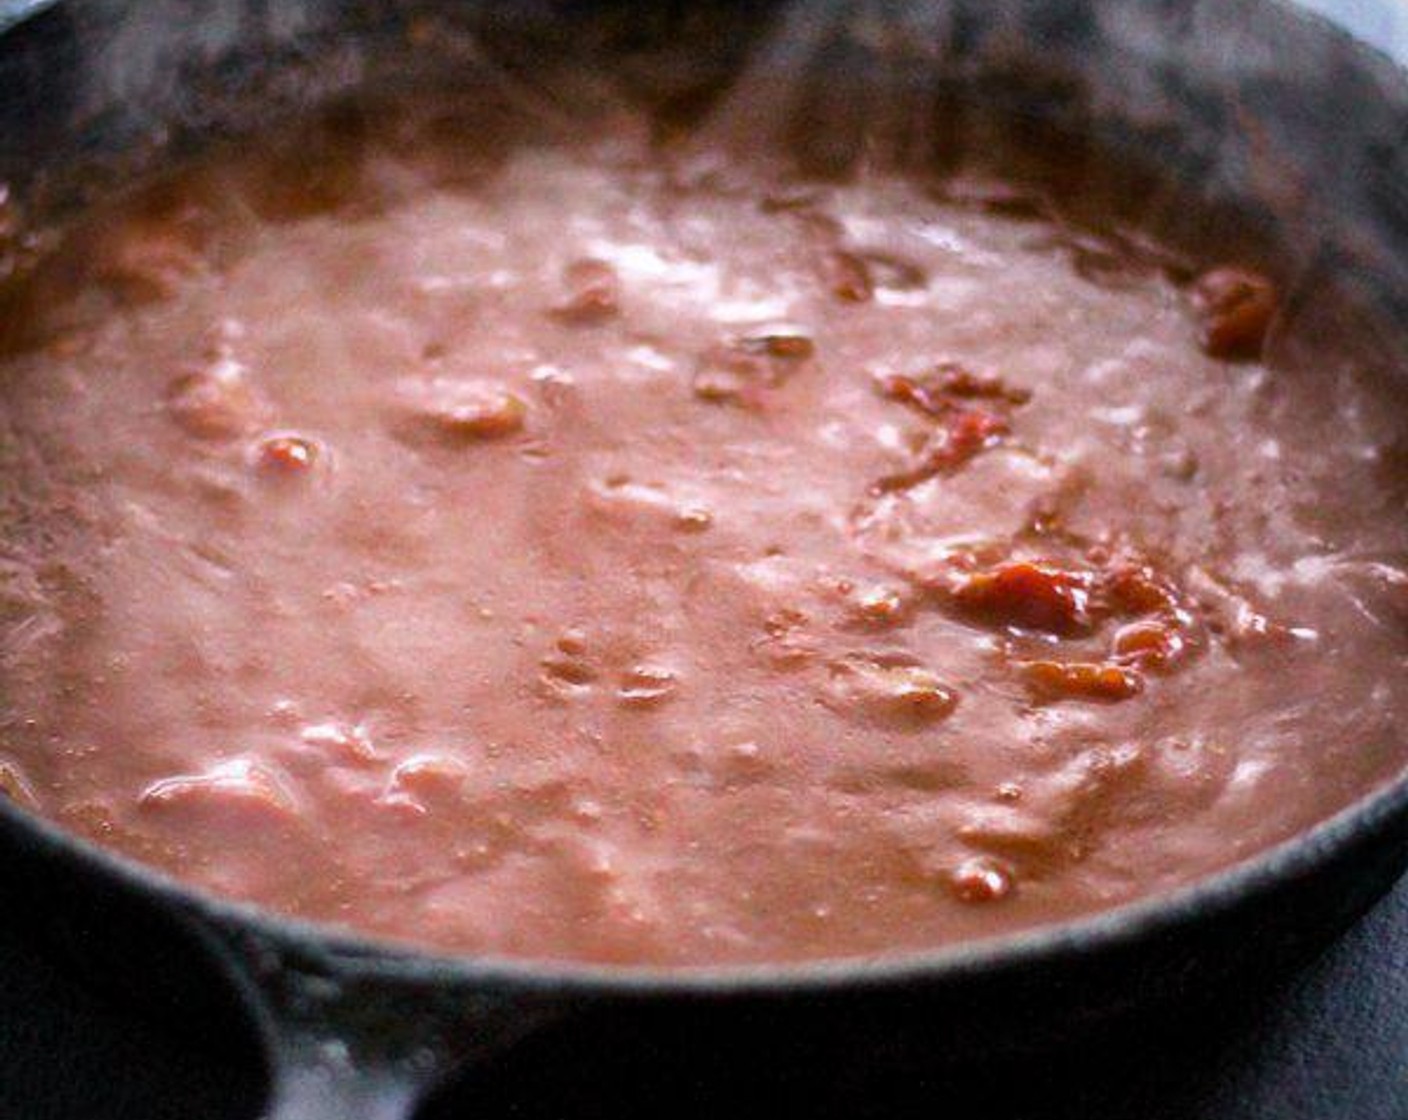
(0, 105), (1403, 964)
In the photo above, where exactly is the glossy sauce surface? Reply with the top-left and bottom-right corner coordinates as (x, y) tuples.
(0, 115), (1404, 964)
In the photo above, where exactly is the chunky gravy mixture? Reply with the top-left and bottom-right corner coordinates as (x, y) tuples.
(0, 114), (1404, 965)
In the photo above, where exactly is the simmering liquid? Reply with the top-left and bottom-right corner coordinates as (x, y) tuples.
(0, 106), (1404, 964)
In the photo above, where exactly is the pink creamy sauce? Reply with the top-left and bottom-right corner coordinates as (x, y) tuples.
(0, 113), (1404, 964)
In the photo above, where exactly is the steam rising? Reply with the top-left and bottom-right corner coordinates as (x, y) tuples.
(4, 0), (1407, 355)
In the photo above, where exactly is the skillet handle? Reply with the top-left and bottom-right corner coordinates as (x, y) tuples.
(263, 1034), (426, 1120)
(191, 920), (563, 1120)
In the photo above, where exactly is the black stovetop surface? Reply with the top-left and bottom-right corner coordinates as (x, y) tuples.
(1, 873), (1404, 1119)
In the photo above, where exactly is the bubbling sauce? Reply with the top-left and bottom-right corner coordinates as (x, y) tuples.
(0, 106), (1404, 965)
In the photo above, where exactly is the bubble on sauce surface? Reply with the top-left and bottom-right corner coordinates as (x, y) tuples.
(734, 324), (816, 361)
(826, 655), (958, 726)
(585, 476), (712, 534)
(252, 433), (323, 476)
(378, 754), (471, 816)
(391, 377), (528, 442)
(549, 258), (623, 325)
(616, 664), (679, 708)
(674, 506), (714, 532)
(298, 720), (378, 763)
(690, 333), (811, 407)
(841, 583), (911, 629)
(139, 758), (298, 822)
(166, 356), (265, 440)
(540, 651), (598, 700)
(751, 606), (821, 671)
(955, 802), (1077, 876)
(950, 856), (1014, 903)
(822, 249), (875, 303)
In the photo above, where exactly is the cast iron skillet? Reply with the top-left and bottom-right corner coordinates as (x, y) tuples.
(0, 2), (1406, 1117)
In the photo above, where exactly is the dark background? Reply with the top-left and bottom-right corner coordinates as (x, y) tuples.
(1, 875), (1403, 1118)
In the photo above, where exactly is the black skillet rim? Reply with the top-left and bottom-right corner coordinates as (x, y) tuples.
(0, 0), (1404, 1002)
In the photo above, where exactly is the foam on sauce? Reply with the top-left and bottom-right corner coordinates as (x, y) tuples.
(0, 109), (1404, 964)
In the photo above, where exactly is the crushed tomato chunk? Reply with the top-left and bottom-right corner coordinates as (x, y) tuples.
(952, 561), (1095, 634)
